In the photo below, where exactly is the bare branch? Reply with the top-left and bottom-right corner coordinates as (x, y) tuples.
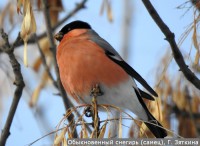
(0, 1), (88, 143)
(13, 0), (87, 49)
(142, 0), (200, 90)
(0, 31), (25, 146)
(0, 0), (87, 53)
(42, 0), (71, 113)
(42, 0), (78, 138)
(34, 34), (58, 88)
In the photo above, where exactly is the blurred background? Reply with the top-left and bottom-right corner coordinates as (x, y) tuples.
(0, 0), (200, 145)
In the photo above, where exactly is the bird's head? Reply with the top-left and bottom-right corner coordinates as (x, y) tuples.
(54, 20), (91, 42)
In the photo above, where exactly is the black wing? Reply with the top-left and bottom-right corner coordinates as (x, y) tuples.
(106, 52), (158, 97)
(139, 88), (155, 100)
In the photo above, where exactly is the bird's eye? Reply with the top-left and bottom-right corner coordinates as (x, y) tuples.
(68, 28), (71, 31)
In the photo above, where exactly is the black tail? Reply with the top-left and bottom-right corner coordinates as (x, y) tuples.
(134, 88), (167, 138)
(144, 112), (167, 138)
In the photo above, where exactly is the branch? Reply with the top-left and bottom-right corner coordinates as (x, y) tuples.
(0, 0), (87, 54)
(141, 0), (200, 90)
(11, 0), (87, 49)
(34, 34), (58, 88)
(42, 0), (77, 138)
(0, 0), (87, 143)
(0, 31), (25, 146)
(42, 0), (71, 114)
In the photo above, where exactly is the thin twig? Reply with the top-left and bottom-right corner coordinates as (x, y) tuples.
(1, 0), (88, 50)
(41, 0), (72, 115)
(42, 0), (77, 138)
(34, 34), (58, 88)
(52, 0), (87, 32)
(142, 0), (200, 90)
(0, 31), (25, 146)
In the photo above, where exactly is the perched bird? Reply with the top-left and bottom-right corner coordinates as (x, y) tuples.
(54, 20), (167, 138)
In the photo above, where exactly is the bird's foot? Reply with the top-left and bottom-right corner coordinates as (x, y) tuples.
(90, 84), (104, 97)
(84, 106), (92, 117)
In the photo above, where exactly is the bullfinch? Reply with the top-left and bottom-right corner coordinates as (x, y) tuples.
(54, 20), (167, 138)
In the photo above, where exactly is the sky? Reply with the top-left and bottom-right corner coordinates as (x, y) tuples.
(1, 0), (195, 145)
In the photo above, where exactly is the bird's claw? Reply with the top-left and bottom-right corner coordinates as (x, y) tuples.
(90, 84), (104, 97)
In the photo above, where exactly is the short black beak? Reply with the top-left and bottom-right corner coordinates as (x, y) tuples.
(54, 32), (63, 42)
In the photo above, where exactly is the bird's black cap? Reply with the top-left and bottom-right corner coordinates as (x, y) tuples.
(54, 20), (91, 41)
(60, 20), (91, 35)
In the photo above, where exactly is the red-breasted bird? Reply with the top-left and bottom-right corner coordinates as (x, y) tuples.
(54, 20), (167, 138)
